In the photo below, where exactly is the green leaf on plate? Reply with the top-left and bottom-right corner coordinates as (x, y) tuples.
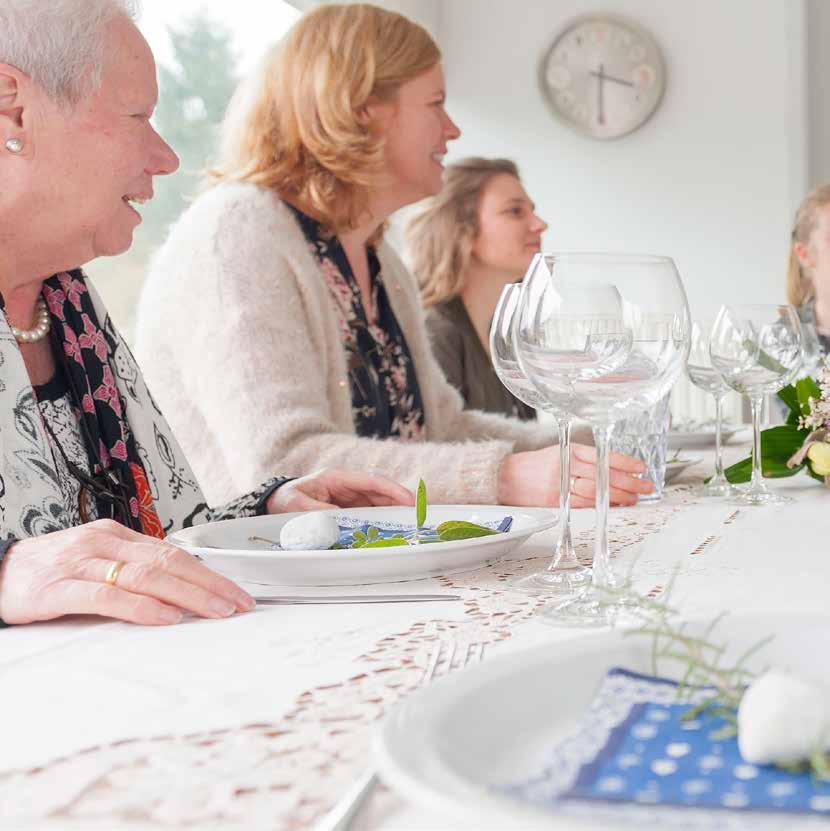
(439, 528), (500, 541)
(416, 479), (427, 529)
(437, 521), (500, 541)
(367, 525), (379, 541)
(435, 520), (498, 536)
(353, 530), (367, 544)
(361, 537), (410, 548)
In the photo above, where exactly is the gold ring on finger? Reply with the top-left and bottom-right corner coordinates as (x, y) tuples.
(104, 560), (126, 587)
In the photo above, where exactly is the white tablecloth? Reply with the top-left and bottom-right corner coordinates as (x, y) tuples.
(1, 445), (827, 829)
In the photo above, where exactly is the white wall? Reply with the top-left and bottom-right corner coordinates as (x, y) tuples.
(807, 0), (830, 186)
(432, 0), (805, 323)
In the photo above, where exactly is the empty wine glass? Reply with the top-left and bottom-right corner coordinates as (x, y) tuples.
(490, 283), (591, 597)
(515, 253), (690, 627)
(709, 304), (802, 506)
(686, 320), (737, 497)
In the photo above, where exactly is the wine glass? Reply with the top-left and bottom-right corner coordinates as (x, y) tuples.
(686, 320), (738, 497)
(709, 304), (802, 506)
(490, 283), (591, 597)
(515, 253), (690, 627)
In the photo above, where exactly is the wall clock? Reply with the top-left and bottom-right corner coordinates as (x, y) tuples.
(540, 14), (666, 140)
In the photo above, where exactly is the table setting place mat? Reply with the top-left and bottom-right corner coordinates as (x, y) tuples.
(501, 668), (830, 828)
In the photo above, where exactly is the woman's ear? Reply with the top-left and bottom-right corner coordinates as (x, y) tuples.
(360, 94), (393, 130)
(0, 65), (30, 156)
(794, 241), (813, 271)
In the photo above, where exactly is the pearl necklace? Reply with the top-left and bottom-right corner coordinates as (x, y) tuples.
(11, 297), (51, 343)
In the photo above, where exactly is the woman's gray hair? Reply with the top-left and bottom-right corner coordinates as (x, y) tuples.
(0, 0), (141, 105)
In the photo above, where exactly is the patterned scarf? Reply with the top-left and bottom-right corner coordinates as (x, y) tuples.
(0, 271), (208, 541)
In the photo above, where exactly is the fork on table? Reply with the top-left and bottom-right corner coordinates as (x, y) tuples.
(314, 639), (486, 831)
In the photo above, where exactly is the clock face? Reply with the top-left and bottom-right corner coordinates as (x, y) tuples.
(540, 15), (666, 140)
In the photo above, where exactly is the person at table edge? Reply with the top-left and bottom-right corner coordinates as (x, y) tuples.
(0, 0), (415, 628)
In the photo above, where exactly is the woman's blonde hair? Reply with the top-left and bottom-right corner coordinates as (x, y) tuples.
(210, 3), (440, 233)
(787, 184), (830, 306)
(407, 157), (520, 308)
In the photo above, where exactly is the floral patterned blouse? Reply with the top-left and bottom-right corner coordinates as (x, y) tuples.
(287, 204), (426, 441)
(30, 363), (284, 530)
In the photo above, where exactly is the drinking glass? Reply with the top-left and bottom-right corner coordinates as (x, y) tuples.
(686, 320), (738, 497)
(709, 304), (802, 506)
(490, 283), (591, 597)
(515, 253), (690, 627)
(611, 393), (671, 502)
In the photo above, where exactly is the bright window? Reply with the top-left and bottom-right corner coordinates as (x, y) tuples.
(86, 0), (301, 340)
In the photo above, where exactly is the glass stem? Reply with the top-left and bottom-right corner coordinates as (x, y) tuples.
(713, 393), (725, 481)
(749, 395), (764, 491)
(547, 417), (573, 571)
(590, 423), (619, 593)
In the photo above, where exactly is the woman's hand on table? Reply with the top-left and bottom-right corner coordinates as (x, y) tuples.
(0, 520), (255, 626)
(497, 443), (653, 507)
(266, 468), (414, 513)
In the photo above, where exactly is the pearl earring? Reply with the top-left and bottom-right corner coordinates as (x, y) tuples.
(5, 138), (23, 153)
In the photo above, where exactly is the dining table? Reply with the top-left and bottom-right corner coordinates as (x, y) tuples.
(2, 438), (828, 830)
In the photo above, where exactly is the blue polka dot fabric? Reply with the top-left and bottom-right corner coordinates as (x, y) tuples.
(503, 667), (830, 818)
(333, 515), (513, 547)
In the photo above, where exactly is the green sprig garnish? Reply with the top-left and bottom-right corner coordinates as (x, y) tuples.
(416, 478), (427, 529)
(349, 526), (384, 548)
(342, 479), (503, 550)
(622, 580), (830, 782)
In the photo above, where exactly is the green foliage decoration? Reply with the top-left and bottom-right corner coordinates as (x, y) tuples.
(723, 377), (827, 484)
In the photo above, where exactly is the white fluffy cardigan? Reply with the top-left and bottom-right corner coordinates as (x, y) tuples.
(135, 183), (557, 506)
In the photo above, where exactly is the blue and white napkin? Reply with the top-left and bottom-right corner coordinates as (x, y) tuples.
(503, 668), (830, 818)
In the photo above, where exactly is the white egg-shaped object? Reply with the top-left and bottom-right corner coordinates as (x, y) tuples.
(279, 513), (341, 551)
(737, 670), (830, 765)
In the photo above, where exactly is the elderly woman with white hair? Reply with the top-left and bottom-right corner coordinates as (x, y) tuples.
(0, 0), (412, 627)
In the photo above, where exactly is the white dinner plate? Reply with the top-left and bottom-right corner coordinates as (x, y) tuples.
(667, 428), (738, 449)
(166, 505), (558, 586)
(663, 454), (703, 484)
(375, 613), (830, 830)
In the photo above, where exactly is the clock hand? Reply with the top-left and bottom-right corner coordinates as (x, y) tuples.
(589, 69), (634, 88)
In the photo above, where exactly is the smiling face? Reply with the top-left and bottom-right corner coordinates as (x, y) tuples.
(470, 174), (548, 277)
(30, 16), (179, 264)
(370, 63), (461, 209)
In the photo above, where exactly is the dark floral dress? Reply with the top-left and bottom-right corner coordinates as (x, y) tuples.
(287, 204), (426, 441)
